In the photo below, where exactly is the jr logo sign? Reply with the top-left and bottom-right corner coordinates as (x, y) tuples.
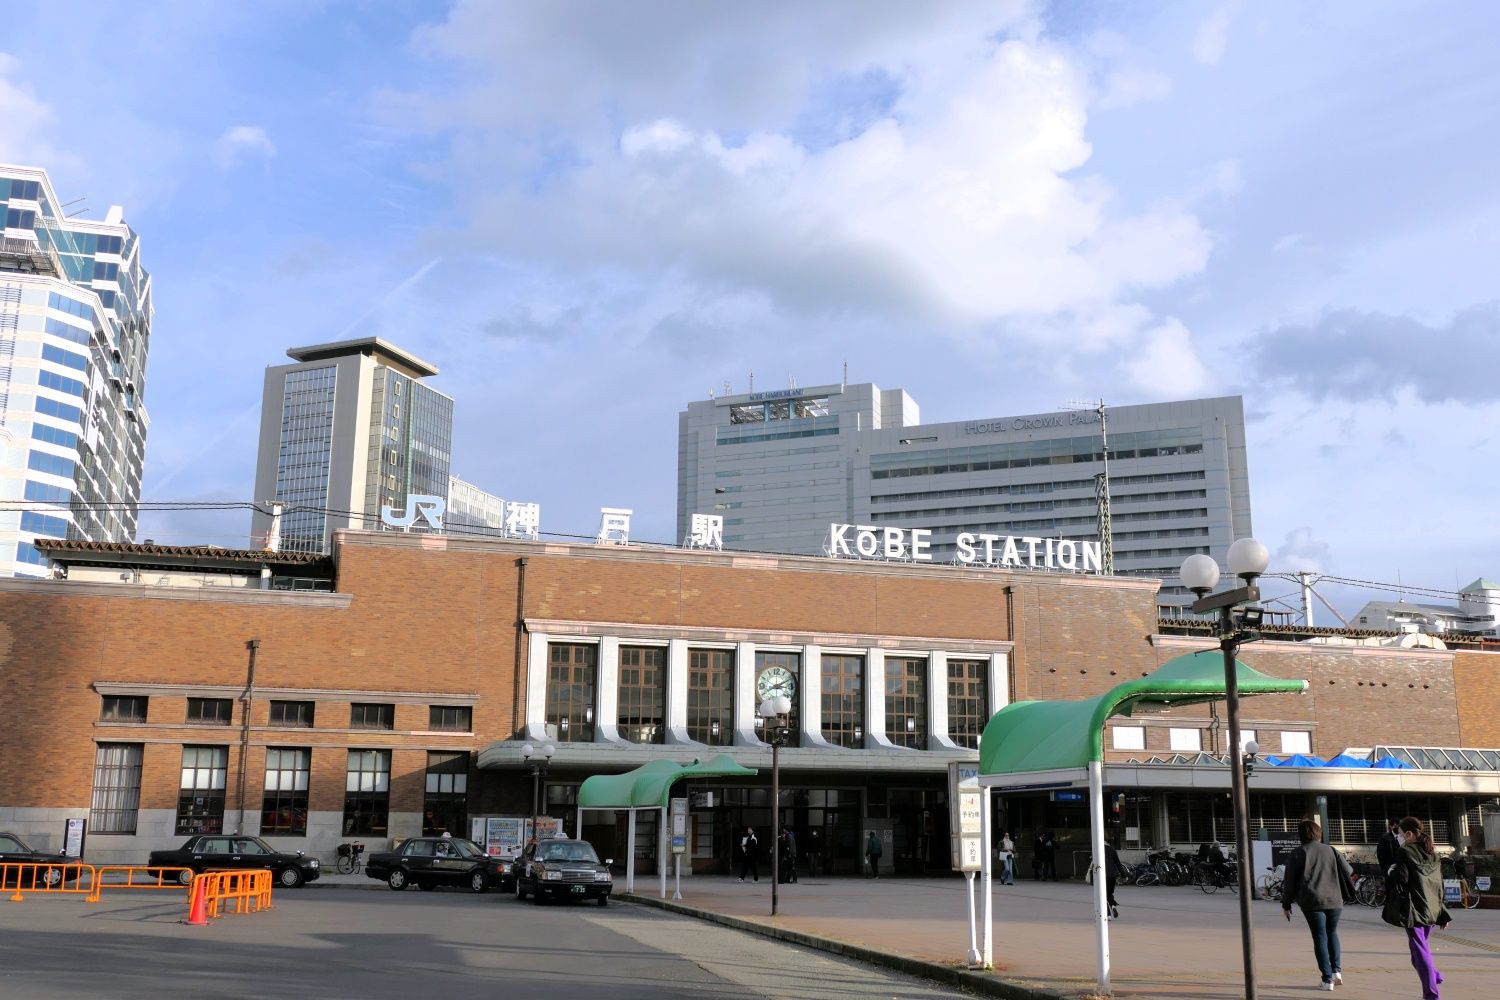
(380, 494), (446, 530)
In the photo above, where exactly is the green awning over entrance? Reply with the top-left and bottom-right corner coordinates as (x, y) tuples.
(576, 754), (759, 810)
(979, 650), (1308, 775)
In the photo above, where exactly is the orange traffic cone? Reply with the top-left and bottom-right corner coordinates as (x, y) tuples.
(182, 877), (208, 926)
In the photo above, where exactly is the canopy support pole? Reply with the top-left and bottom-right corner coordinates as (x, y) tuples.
(626, 809), (636, 893)
(1089, 758), (1111, 996)
(659, 805), (668, 899)
(981, 785), (993, 968)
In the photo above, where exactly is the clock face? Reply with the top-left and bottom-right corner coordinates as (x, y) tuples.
(756, 666), (796, 702)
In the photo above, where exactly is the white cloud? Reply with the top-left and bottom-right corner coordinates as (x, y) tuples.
(393, 9), (1215, 347)
(0, 52), (67, 167)
(1192, 1), (1241, 66)
(1274, 527), (1331, 574)
(1096, 66), (1172, 111)
(1119, 317), (1212, 396)
(214, 124), (275, 168)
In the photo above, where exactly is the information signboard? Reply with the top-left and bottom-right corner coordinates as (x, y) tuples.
(1442, 878), (1462, 904)
(63, 818), (86, 858)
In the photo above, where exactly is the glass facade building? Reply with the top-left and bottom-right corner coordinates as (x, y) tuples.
(0, 165), (152, 576)
(251, 338), (453, 553)
(679, 384), (1252, 613)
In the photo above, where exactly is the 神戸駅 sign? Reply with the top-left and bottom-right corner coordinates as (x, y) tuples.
(826, 523), (1103, 573)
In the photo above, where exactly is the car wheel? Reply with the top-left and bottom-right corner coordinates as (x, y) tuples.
(515, 879), (527, 901)
(416, 881), (433, 891)
(388, 869), (409, 891)
(469, 871), (488, 894)
(279, 867), (303, 889)
(598, 894), (608, 907)
(531, 886), (545, 905)
(43, 867), (63, 888)
(177, 869), (195, 887)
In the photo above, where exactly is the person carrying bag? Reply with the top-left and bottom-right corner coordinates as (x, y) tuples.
(1382, 816), (1452, 1000)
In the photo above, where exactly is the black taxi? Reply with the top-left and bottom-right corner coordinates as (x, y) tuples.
(513, 839), (613, 906)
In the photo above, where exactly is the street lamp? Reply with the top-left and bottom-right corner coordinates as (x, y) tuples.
(758, 694), (792, 916)
(1180, 538), (1270, 1000)
(521, 742), (555, 844)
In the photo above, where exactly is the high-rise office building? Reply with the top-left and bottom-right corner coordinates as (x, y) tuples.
(678, 384), (1252, 612)
(0, 164), (152, 577)
(250, 338), (453, 553)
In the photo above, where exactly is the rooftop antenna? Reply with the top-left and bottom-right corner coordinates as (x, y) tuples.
(748, 370), (754, 393)
(788, 373), (797, 390)
(842, 360), (847, 389)
(722, 381), (732, 396)
(1063, 398), (1113, 575)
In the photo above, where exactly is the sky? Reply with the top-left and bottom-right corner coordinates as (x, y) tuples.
(3, 0), (1498, 620)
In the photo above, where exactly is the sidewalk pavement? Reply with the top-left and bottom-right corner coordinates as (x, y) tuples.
(621, 874), (1500, 999)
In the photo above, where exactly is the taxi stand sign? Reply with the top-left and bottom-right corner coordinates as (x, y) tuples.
(670, 797), (688, 900)
(947, 762), (986, 968)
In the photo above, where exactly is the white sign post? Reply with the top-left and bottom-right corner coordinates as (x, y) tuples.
(670, 797), (688, 900)
(948, 761), (985, 969)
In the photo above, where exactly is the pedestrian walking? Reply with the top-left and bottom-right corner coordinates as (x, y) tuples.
(738, 826), (760, 882)
(1383, 816), (1452, 1000)
(777, 827), (798, 884)
(998, 831), (1015, 885)
(1103, 840), (1122, 918)
(1040, 830), (1058, 881)
(806, 828), (823, 877)
(1031, 830), (1045, 880)
(1281, 818), (1355, 992)
(865, 830), (883, 878)
(1376, 818), (1401, 875)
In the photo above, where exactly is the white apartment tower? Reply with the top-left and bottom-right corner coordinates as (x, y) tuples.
(250, 338), (454, 553)
(0, 164), (151, 576)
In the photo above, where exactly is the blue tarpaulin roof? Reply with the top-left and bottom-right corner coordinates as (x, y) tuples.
(1324, 753), (1373, 768)
(1269, 753), (1328, 767)
(1371, 755), (1413, 769)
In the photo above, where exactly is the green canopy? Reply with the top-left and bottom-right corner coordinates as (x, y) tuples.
(979, 650), (1307, 775)
(576, 754), (758, 810)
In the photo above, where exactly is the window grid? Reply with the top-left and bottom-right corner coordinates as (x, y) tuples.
(686, 648), (734, 745)
(546, 644), (596, 742)
(820, 653), (864, 748)
(175, 745), (229, 835)
(90, 743), (143, 834)
(261, 747), (310, 835)
(946, 658), (987, 750)
(343, 750), (391, 836)
(885, 656), (927, 748)
(101, 695), (147, 723)
(423, 751), (469, 836)
(429, 705), (472, 732)
(350, 703), (394, 730)
(268, 700), (315, 728)
(617, 646), (665, 744)
(186, 698), (233, 725)
(274, 366), (338, 553)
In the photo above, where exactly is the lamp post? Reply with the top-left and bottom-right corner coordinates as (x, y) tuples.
(1180, 538), (1270, 1000)
(758, 694), (791, 916)
(521, 742), (555, 844)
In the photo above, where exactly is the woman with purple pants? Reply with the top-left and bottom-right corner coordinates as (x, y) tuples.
(1390, 816), (1453, 1000)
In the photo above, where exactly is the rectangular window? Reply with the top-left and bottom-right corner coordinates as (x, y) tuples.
(885, 655), (927, 749)
(16, 541), (49, 566)
(261, 747), (310, 835)
(186, 697), (232, 726)
(754, 650), (802, 748)
(428, 705), (472, 732)
(43, 317), (91, 346)
(1169, 728), (1203, 752)
(31, 423), (79, 449)
(19, 511), (69, 537)
(617, 645), (665, 744)
(1238, 729), (1258, 751)
(686, 648), (734, 745)
(1280, 731), (1311, 755)
(343, 750), (390, 836)
(175, 746), (228, 835)
(423, 751), (469, 836)
(350, 703), (394, 730)
(546, 643), (597, 742)
(821, 652), (864, 748)
(268, 700), (314, 728)
(41, 343), (88, 372)
(101, 695), (147, 723)
(38, 369), (86, 397)
(35, 396), (83, 424)
(946, 658), (987, 750)
(90, 743), (143, 834)
(24, 480), (72, 505)
(27, 451), (75, 478)
(1111, 726), (1146, 750)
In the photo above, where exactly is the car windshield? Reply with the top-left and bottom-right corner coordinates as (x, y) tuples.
(450, 839), (484, 858)
(538, 842), (600, 864)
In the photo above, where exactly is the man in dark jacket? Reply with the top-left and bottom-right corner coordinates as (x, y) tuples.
(1376, 819), (1401, 874)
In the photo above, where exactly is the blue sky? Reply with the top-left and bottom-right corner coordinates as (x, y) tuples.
(4, 0), (1498, 618)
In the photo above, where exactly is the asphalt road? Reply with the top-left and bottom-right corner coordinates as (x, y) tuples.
(0, 886), (964, 999)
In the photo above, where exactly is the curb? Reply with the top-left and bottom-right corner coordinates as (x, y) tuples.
(618, 892), (1071, 1000)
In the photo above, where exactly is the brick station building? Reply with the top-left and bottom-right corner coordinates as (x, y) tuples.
(1, 530), (1497, 872)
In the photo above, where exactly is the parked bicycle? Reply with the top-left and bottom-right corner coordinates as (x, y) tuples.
(335, 841), (366, 875)
(1442, 852), (1483, 910)
(1258, 864), (1285, 901)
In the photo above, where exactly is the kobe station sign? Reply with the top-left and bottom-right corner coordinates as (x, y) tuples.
(826, 523), (1103, 573)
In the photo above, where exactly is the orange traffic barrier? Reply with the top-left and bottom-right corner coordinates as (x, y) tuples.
(86, 866), (194, 903)
(185, 870), (273, 924)
(2, 862), (95, 902)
